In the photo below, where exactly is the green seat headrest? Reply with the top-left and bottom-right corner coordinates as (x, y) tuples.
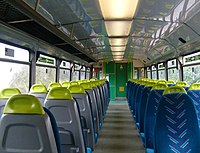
(4, 95), (45, 115)
(62, 82), (70, 88)
(176, 81), (188, 87)
(48, 82), (61, 90)
(152, 83), (168, 90)
(167, 80), (175, 84)
(157, 80), (167, 84)
(47, 87), (73, 100)
(145, 82), (156, 87)
(163, 86), (186, 95)
(30, 84), (47, 93)
(90, 81), (98, 87)
(68, 85), (86, 94)
(80, 83), (92, 90)
(0, 88), (21, 99)
(188, 83), (200, 90)
(70, 81), (79, 86)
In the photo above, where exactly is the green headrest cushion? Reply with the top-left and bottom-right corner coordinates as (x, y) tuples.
(30, 84), (47, 93)
(80, 83), (92, 90)
(70, 81), (79, 86)
(48, 82), (61, 90)
(188, 83), (200, 90)
(145, 82), (156, 87)
(4, 95), (45, 115)
(0, 88), (21, 99)
(62, 82), (70, 88)
(47, 87), (73, 100)
(152, 83), (168, 90)
(68, 85), (86, 94)
(176, 81), (188, 87)
(163, 86), (186, 95)
(157, 80), (167, 84)
(167, 80), (175, 84)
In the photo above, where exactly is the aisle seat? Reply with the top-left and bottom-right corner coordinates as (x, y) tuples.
(48, 82), (62, 90)
(0, 95), (59, 153)
(187, 83), (200, 126)
(62, 81), (70, 88)
(45, 87), (91, 153)
(144, 83), (167, 153)
(176, 81), (189, 91)
(0, 88), (21, 114)
(68, 85), (95, 150)
(154, 86), (200, 153)
(29, 84), (47, 106)
(167, 80), (175, 86)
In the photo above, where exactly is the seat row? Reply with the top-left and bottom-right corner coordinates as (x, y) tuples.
(127, 79), (200, 153)
(0, 79), (110, 153)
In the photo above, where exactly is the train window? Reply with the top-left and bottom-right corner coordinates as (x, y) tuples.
(0, 43), (29, 62)
(60, 69), (70, 82)
(0, 61), (29, 93)
(80, 66), (86, 80)
(167, 59), (177, 68)
(183, 65), (200, 85)
(86, 68), (91, 79)
(60, 61), (70, 68)
(72, 71), (79, 81)
(133, 69), (138, 79)
(140, 68), (144, 78)
(36, 54), (56, 87)
(152, 66), (157, 79)
(183, 52), (200, 65)
(35, 66), (56, 87)
(168, 68), (179, 82)
(147, 67), (151, 78)
(158, 63), (165, 80)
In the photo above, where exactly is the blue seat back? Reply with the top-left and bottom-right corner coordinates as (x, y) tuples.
(155, 87), (200, 153)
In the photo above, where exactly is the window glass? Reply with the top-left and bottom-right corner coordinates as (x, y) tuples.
(37, 54), (56, 66)
(183, 52), (200, 65)
(60, 69), (70, 82)
(147, 71), (151, 79)
(60, 61), (70, 68)
(152, 71), (157, 79)
(0, 61), (29, 93)
(86, 72), (90, 79)
(36, 66), (56, 87)
(183, 65), (200, 85)
(81, 72), (85, 80)
(72, 71), (79, 81)
(133, 69), (138, 79)
(140, 68), (144, 78)
(0, 43), (29, 62)
(158, 70), (165, 80)
(168, 68), (179, 82)
(168, 59), (177, 68)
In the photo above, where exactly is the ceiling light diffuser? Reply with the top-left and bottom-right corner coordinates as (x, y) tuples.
(112, 52), (124, 56)
(109, 38), (128, 46)
(105, 21), (132, 37)
(111, 46), (126, 52)
(99, 0), (139, 19)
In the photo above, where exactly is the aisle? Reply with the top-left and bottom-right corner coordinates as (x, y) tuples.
(94, 103), (145, 153)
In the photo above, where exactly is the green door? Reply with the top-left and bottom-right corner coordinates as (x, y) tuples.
(116, 63), (127, 97)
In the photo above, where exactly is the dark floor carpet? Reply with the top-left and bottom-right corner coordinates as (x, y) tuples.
(94, 103), (145, 153)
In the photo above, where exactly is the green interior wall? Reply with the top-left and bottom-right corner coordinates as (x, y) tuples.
(103, 62), (133, 100)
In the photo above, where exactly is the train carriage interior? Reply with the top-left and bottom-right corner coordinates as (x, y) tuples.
(0, 0), (200, 153)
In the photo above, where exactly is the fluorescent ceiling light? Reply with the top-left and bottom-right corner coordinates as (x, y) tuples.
(105, 21), (132, 37)
(111, 46), (126, 52)
(99, 0), (139, 19)
(109, 38), (128, 46)
(112, 52), (124, 56)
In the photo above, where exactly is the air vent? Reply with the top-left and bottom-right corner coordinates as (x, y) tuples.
(179, 37), (186, 44)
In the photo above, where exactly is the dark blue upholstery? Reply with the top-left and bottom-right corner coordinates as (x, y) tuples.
(139, 86), (152, 143)
(187, 90), (200, 127)
(130, 83), (139, 117)
(44, 107), (62, 153)
(144, 90), (164, 151)
(154, 93), (200, 153)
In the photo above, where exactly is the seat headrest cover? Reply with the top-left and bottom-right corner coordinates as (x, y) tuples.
(188, 83), (200, 90)
(68, 85), (86, 94)
(152, 83), (168, 90)
(90, 78), (96, 81)
(145, 82), (156, 87)
(47, 87), (73, 100)
(157, 80), (167, 84)
(176, 81), (188, 87)
(30, 84), (47, 93)
(163, 86), (186, 95)
(48, 82), (61, 90)
(90, 81), (97, 87)
(70, 81), (79, 86)
(0, 88), (21, 99)
(167, 80), (175, 84)
(62, 81), (70, 88)
(4, 95), (45, 115)
(80, 83), (92, 90)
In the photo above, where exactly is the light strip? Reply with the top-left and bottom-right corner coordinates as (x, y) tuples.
(105, 21), (132, 37)
(109, 38), (128, 46)
(112, 52), (124, 56)
(111, 46), (126, 52)
(99, 0), (139, 19)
